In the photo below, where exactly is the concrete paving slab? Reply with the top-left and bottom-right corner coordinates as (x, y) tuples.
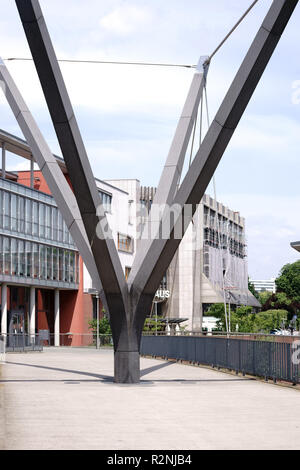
(1, 348), (300, 450)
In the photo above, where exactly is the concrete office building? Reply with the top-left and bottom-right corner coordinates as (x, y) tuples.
(250, 279), (276, 294)
(139, 188), (260, 330)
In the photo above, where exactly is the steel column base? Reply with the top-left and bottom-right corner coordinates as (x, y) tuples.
(114, 351), (140, 384)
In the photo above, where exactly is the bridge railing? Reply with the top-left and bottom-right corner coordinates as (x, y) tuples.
(141, 335), (300, 385)
(0, 334), (43, 353)
(143, 331), (299, 343)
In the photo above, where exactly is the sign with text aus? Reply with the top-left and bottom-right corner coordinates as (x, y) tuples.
(155, 289), (170, 301)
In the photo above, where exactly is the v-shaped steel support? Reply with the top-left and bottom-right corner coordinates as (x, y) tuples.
(12, 0), (298, 382)
(0, 59), (102, 293)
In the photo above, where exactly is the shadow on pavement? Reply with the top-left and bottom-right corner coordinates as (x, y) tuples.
(2, 361), (114, 382)
(1, 360), (255, 385)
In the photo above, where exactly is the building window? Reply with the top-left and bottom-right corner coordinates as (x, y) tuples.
(99, 191), (112, 213)
(46, 247), (52, 280)
(18, 240), (25, 276)
(204, 205), (209, 226)
(4, 237), (10, 275)
(25, 198), (32, 235)
(39, 203), (45, 238)
(45, 205), (51, 239)
(18, 196), (25, 233)
(11, 238), (18, 276)
(159, 273), (168, 290)
(70, 251), (75, 283)
(118, 233), (133, 253)
(64, 250), (70, 283)
(26, 241), (32, 277)
(11, 194), (17, 231)
(53, 247), (58, 281)
(204, 251), (209, 265)
(33, 243), (39, 278)
(0, 233), (79, 285)
(58, 211), (63, 242)
(59, 249), (64, 281)
(32, 201), (39, 236)
(4, 192), (10, 230)
(52, 207), (58, 241)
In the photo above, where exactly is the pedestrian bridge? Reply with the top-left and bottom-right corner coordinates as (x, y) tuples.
(1, 348), (300, 450)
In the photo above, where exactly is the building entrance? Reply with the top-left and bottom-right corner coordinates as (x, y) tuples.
(8, 310), (26, 347)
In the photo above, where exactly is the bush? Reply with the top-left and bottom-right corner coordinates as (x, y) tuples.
(143, 316), (165, 333)
(205, 303), (288, 333)
(89, 315), (112, 335)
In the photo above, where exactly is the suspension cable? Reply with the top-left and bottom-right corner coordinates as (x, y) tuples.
(203, 84), (229, 335)
(3, 57), (195, 69)
(205, 0), (260, 65)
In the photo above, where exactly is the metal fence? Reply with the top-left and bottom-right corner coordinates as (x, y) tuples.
(48, 333), (113, 348)
(141, 335), (300, 384)
(143, 330), (299, 343)
(1, 334), (43, 353)
(0, 332), (113, 352)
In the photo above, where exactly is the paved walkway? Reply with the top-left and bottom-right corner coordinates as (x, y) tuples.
(1, 348), (300, 450)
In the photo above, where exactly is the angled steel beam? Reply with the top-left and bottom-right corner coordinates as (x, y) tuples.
(15, 0), (127, 311)
(0, 58), (102, 295)
(131, 0), (298, 317)
(152, 58), (210, 207)
(129, 57), (209, 284)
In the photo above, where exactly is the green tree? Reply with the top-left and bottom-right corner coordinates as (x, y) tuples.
(205, 303), (226, 319)
(143, 316), (165, 333)
(88, 315), (112, 346)
(259, 291), (273, 309)
(248, 278), (259, 300)
(89, 314), (112, 335)
(206, 303), (288, 333)
(263, 292), (299, 318)
(276, 260), (300, 302)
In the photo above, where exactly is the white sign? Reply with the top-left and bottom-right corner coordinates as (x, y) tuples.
(155, 289), (170, 300)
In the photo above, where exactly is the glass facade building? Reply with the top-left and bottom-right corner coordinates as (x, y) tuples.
(0, 177), (79, 289)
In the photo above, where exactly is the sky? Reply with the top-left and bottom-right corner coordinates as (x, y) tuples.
(0, 0), (299, 280)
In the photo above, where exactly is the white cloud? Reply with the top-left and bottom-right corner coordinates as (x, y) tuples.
(230, 114), (300, 160)
(99, 5), (152, 36)
(1, 57), (191, 118)
(85, 138), (171, 183)
(216, 192), (300, 279)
